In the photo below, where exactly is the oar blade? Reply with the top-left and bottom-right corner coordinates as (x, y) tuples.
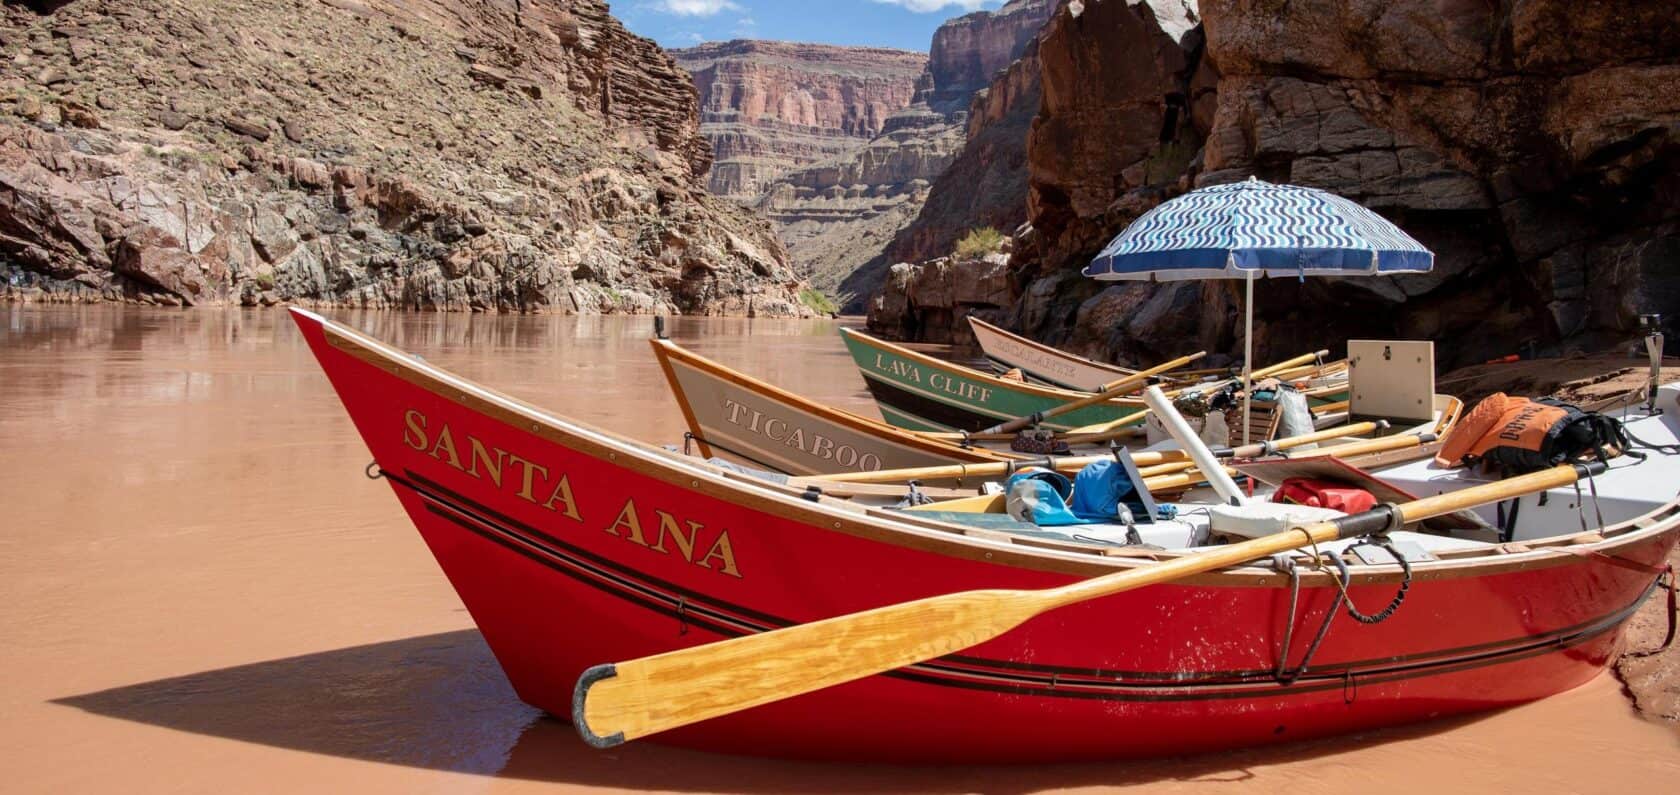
(574, 588), (1041, 747)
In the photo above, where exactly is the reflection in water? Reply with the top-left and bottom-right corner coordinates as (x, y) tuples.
(5, 304), (1678, 793)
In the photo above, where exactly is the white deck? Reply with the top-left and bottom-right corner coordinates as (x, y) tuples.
(1368, 383), (1680, 541)
(1036, 383), (1680, 555)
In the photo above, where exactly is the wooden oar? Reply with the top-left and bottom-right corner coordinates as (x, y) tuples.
(809, 421), (1388, 487)
(912, 350), (1329, 445)
(810, 449), (1185, 485)
(1143, 430), (1435, 496)
(573, 462), (1604, 748)
(1249, 350), (1331, 381)
(1223, 420), (1387, 459)
(1055, 351), (1336, 444)
(974, 352), (1206, 436)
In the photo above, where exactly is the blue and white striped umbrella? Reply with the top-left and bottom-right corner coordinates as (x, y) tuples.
(1084, 178), (1433, 280)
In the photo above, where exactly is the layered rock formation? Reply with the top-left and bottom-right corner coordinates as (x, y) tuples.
(922, 0), (1055, 114)
(873, 0), (1679, 369)
(886, 33), (1043, 267)
(769, 0), (1054, 306)
(672, 41), (926, 202)
(0, 0), (810, 315)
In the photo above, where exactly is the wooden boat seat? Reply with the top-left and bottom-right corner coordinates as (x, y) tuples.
(1227, 396), (1282, 447)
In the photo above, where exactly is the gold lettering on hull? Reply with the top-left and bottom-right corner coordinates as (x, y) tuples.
(602, 499), (742, 579)
(927, 372), (992, 404)
(721, 399), (882, 472)
(871, 353), (923, 383)
(870, 354), (994, 403)
(400, 409), (740, 577)
(991, 338), (1079, 381)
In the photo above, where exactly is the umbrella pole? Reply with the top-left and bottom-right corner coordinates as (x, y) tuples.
(1242, 271), (1254, 445)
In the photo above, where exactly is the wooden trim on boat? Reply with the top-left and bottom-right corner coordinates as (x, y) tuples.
(843, 327), (1138, 403)
(650, 338), (1006, 464)
(314, 315), (1680, 589)
(651, 339), (716, 461)
(969, 315), (1137, 374)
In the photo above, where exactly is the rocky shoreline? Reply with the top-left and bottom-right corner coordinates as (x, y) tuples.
(0, 0), (812, 317)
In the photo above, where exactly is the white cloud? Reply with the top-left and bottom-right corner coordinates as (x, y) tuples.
(870, 0), (997, 12)
(651, 0), (742, 16)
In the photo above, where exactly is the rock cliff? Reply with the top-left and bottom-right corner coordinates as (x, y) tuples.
(0, 0), (810, 315)
(872, 0), (1679, 369)
(886, 33), (1043, 268)
(771, 0), (1054, 306)
(922, 0), (1054, 114)
(672, 40), (926, 203)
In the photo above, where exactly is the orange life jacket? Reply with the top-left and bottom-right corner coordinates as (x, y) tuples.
(1438, 393), (1627, 473)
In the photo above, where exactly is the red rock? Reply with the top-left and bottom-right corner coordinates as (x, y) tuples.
(221, 116), (270, 141)
(0, 0), (811, 318)
(672, 40), (927, 201)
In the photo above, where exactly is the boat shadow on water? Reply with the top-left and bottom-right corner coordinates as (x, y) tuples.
(51, 629), (1509, 791)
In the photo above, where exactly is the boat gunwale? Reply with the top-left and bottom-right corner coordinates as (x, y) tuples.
(841, 327), (1141, 403)
(968, 314), (1143, 385)
(845, 326), (1348, 406)
(304, 309), (1680, 589)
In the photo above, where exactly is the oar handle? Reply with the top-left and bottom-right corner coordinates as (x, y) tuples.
(980, 410), (1047, 437)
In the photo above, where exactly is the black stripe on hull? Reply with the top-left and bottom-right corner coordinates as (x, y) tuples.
(860, 374), (1001, 432)
(381, 468), (1661, 703)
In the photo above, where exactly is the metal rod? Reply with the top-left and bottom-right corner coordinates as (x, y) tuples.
(1243, 271), (1255, 445)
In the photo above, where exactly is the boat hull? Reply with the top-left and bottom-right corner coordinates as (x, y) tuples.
(969, 315), (1142, 391)
(651, 338), (1002, 477)
(840, 328), (1146, 433)
(292, 309), (1680, 763)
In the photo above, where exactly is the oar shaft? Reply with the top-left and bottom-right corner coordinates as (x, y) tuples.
(1224, 421), (1382, 459)
(978, 352), (1206, 435)
(828, 421), (1387, 487)
(1052, 463), (1596, 609)
(1251, 350), (1331, 381)
(817, 449), (1189, 484)
(574, 463), (1600, 747)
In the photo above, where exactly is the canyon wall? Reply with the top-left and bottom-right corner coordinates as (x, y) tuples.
(873, 0), (1680, 368)
(769, 0), (1055, 306)
(1, 0), (810, 315)
(885, 33), (1044, 269)
(922, 0), (1055, 114)
(672, 40), (926, 202)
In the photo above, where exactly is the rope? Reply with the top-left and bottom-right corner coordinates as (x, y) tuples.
(1625, 566), (1677, 658)
(1273, 553), (1344, 685)
(1307, 537), (1411, 625)
(1621, 422), (1680, 456)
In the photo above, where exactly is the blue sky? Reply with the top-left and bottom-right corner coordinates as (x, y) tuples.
(617, 0), (1009, 51)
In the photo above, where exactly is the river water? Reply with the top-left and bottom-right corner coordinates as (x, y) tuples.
(2, 304), (1675, 793)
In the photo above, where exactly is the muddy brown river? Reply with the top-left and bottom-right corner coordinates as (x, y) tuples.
(3, 305), (1676, 792)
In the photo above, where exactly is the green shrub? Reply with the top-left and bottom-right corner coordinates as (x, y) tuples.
(953, 227), (1005, 260)
(799, 287), (838, 315)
